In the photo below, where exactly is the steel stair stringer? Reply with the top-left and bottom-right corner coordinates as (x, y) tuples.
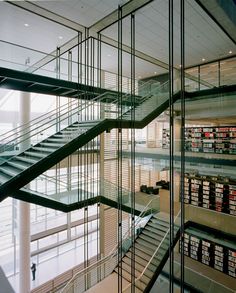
(0, 91), (181, 203)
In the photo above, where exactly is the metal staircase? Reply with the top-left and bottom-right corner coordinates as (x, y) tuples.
(59, 212), (180, 293)
(0, 80), (171, 206)
(116, 213), (180, 292)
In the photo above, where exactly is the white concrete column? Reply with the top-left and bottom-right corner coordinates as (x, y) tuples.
(19, 92), (31, 152)
(19, 201), (31, 293)
(174, 118), (181, 153)
(174, 68), (181, 92)
(155, 121), (162, 148)
(19, 92), (31, 293)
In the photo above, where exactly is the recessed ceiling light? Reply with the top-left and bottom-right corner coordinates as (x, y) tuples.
(229, 50), (232, 54)
(202, 58), (206, 62)
(24, 23), (29, 27)
(58, 36), (63, 40)
(154, 71), (157, 74)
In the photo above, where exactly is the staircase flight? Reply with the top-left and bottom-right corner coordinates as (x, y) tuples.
(0, 80), (171, 206)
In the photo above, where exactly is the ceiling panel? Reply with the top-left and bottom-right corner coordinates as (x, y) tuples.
(0, 1), (76, 53)
(102, 0), (235, 68)
(35, 0), (129, 27)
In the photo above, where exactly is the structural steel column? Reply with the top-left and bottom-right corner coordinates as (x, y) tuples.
(19, 91), (31, 293)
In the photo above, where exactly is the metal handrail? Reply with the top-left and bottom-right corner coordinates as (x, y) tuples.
(0, 78), (156, 152)
(122, 210), (181, 292)
(0, 90), (112, 156)
(60, 198), (157, 293)
(0, 100), (81, 149)
(0, 98), (79, 141)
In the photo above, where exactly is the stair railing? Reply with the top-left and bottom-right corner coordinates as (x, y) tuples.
(0, 78), (157, 158)
(0, 98), (79, 142)
(0, 100), (83, 156)
(122, 210), (181, 292)
(120, 81), (170, 122)
(60, 198), (157, 293)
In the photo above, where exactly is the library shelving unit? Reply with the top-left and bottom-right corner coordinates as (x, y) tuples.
(182, 223), (236, 278)
(184, 173), (236, 216)
(162, 128), (170, 149)
(185, 126), (236, 154)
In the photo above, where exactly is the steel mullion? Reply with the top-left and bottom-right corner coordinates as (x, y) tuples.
(169, 0), (174, 292)
(118, 5), (123, 292)
(130, 13), (136, 293)
(180, 0), (185, 292)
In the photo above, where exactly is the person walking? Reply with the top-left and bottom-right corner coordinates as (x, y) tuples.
(31, 263), (36, 281)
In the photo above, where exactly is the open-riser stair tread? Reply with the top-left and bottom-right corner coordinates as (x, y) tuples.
(0, 165), (21, 177)
(32, 147), (56, 153)
(148, 221), (169, 232)
(136, 238), (157, 252)
(125, 252), (157, 273)
(139, 234), (169, 249)
(131, 244), (164, 262)
(7, 160), (32, 171)
(151, 217), (180, 230)
(114, 267), (150, 287)
(24, 151), (48, 158)
(122, 257), (154, 279)
(144, 225), (167, 237)
(115, 262), (151, 285)
(16, 156), (39, 164)
(142, 229), (169, 242)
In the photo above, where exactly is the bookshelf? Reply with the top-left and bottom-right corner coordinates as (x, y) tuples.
(182, 225), (236, 279)
(185, 126), (236, 154)
(184, 173), (236, 216)
(162, 128), (170, 149)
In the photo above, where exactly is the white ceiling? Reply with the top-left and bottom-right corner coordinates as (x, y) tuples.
(0, 0), (235, 79)
(102, 0), (236, 67)
(0, 1), (76, 53)
(36, 0), (129, 28)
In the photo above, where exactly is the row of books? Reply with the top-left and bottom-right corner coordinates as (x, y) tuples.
(184, 174), (236, 216)
(182, 231), (236, 278)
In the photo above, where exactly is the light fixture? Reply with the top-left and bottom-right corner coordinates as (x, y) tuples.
(202, 58), (205, 62)
(179, 64), (182, 68)
(24, 23), (29, 27)
(154, 71), (157, 74)
(229, 50), (232, 54)
(58, 36), (63, 40)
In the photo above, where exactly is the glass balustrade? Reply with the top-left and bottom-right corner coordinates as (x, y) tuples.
(60, 200), (156, 293)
